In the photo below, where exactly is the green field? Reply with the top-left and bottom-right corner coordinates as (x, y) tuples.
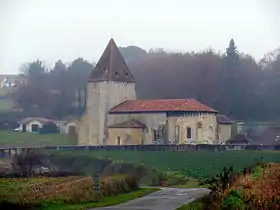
(0, 88), (14, 112)
(56, 150), (280, 180)
(176, 197), (204, 210)
(0, 88), (10, 96)
(0, 131), (77, 147)
(0, 99), (13, 112)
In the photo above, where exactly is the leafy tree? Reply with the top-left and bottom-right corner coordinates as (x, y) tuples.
(67, 58), (93, 112)
(49, 60), (67, 91)
(20, 59), (48, 88)
(12, 42), (280, 121)
(119, 46), (147, 62)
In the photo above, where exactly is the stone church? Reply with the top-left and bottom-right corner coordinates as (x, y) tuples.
(78, 39), (232, 146)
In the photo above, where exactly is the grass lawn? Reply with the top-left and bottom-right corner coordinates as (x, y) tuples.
(0, 99), (13, 112)
(0, 131), (77, 147)
(172, 178), (209, 189)
(41, 188), (159, 210)
(58, 150), (280, 179)
(0, 88), (10, 97)
(176, 197), (204, 210)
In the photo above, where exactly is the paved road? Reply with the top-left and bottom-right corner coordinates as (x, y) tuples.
(93, 188), (210, 210)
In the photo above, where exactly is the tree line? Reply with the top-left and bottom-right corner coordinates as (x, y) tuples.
(12, 58), (93, 118)
(12, 39), (280, 121)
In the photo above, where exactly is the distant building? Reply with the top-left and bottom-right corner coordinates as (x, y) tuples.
(17, 118), (56, 133)
(56, 119), (77, 134)
(16, 117), (77, 134)
(217, 114), (235, 142)
(235, 122), (280, 145)
(252, 125), (280, 145)
(0, 75), (26, 89)
(77, 39), (229, 146)
(227, 133), (250, 145)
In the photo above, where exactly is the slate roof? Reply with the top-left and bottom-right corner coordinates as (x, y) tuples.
(109, 119), (146, 129)
(227, 133), (250, 144)
(217, 114), (234, 124)
(109, 99), (217, 113)
(252, 126), (280, 145)
(88, 39), (135, 83)
(18, 117), (54, 125)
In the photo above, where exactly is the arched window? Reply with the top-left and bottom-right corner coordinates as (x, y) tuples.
(153, 129), (157, 141)
(187, 127), (192, 139)
(175, 126), (180, 144)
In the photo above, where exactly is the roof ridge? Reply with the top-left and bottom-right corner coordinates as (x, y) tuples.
(88, 39), (135, 83)
(109, 98), (217, 113)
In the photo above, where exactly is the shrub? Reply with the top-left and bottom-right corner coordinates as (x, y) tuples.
(100, 174), (138, 197)
(163, 171), (189, 186)
(1, 174), (139, 206)
(221, 189), (246, 210)
(12, 149), (51, 177)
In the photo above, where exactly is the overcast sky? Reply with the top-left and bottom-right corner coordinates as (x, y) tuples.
(0, 0), (279, 74)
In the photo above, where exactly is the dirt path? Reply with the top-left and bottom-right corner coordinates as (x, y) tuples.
(92, 187), (210, 210)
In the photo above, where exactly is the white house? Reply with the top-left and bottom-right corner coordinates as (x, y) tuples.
(17, 118), (56, 133)
(56, 120), (77, 134)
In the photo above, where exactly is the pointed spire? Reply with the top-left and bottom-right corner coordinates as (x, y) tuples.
(88, 39), (135, 83)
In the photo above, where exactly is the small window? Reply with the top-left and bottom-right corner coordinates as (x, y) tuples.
(153, 129), (157, 141)
(117, 136), (121, 145)
(197, 122), (202, 129)
(175, 126), (180, 143)
(115, 72), (118, 76)
(187, 127), (192, 139)
(125, 72), (129, 77)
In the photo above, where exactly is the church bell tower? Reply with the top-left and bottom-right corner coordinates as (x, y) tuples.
(78, 39), (136, 145)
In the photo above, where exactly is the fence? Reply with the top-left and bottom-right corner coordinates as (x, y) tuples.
(1, 143), (280, 158)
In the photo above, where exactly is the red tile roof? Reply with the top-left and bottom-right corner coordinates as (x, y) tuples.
(109, 99), (217, 113)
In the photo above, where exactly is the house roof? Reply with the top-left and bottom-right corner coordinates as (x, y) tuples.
(88, 39), (135, 83)
(252, 126), (280, 145)
(227, 133), (250, 143)
(217, 114), (234, 124)
(52, 120), (68, 125)
(18, 117), (54, 125)
(109, 99), (217, 113)
(109, 119), (146, 129)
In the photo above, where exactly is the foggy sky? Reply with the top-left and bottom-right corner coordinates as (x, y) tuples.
(0, 0), (279, 74)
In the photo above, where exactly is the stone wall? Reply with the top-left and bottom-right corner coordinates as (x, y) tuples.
(108, 113), (167, 144)
(108, 128), (143, 145)
(78, 81), (136, 146)
(167, 112), (218, 144)
(218, 124), (232, 142)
